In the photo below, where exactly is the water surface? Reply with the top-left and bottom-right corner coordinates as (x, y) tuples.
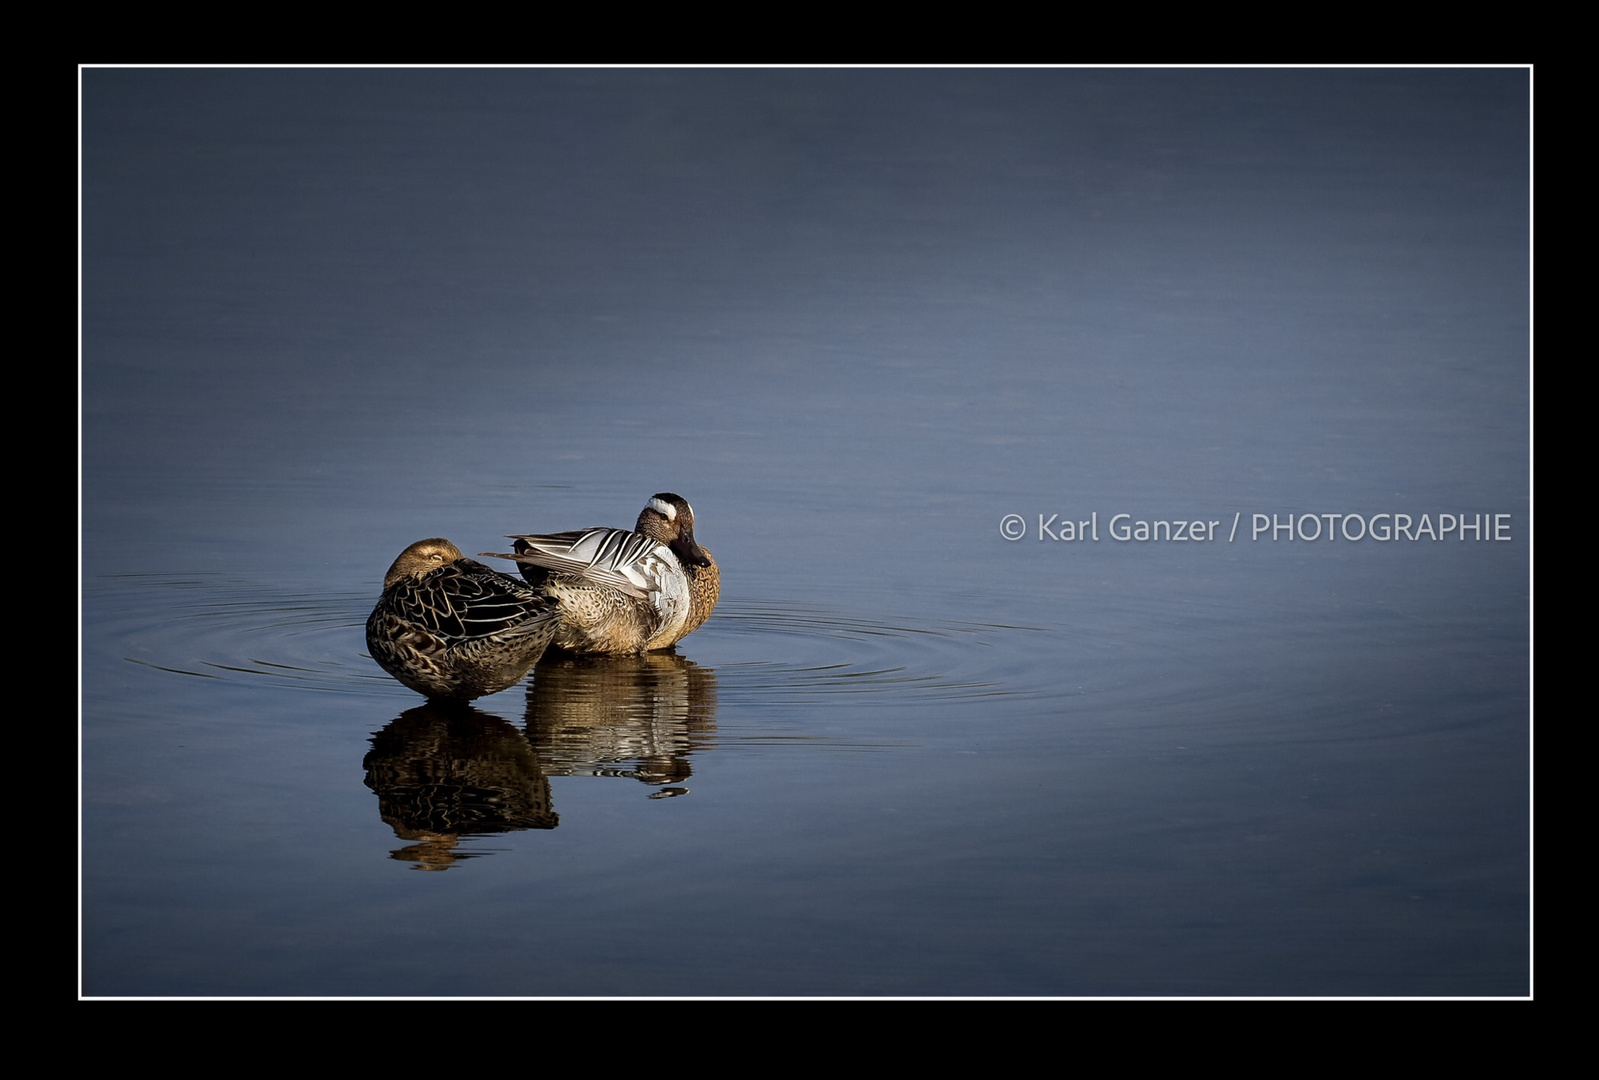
(81, 68), (1529, 997)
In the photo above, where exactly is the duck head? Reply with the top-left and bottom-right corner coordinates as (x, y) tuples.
(640, 493), (713, 569)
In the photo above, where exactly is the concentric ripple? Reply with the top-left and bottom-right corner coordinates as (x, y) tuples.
(89, 573), (382, 695)
(86, 576), (1056, 706)
(691, 596), (1052, 705)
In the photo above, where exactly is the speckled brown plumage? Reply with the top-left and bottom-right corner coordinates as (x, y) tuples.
(366, 538), (560, 700)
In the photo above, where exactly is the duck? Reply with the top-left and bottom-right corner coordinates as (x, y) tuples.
(480, 493), (719, 656)
(366, 538), (561, 700)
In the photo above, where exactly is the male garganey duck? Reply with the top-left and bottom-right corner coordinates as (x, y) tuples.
(481, 493), (719, 656)
(366, 538), (561, 700)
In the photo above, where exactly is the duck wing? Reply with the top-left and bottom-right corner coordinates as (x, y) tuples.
(485, 528), (680, 600)
(390, 559), (555, 645)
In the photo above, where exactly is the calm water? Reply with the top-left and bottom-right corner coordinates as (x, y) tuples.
(81, 68), (1530, 997)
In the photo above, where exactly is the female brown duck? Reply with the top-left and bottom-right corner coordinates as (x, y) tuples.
(366, 539), (560, 700)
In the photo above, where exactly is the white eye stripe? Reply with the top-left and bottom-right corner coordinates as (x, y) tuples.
(649, 497), (677, 520)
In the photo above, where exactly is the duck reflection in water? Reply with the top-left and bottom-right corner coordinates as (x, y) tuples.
(523, 651), (717, 791)
(364, 703), (558, 869)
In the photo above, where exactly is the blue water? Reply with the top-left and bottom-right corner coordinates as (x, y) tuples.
(81, 67), (1529, 997)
